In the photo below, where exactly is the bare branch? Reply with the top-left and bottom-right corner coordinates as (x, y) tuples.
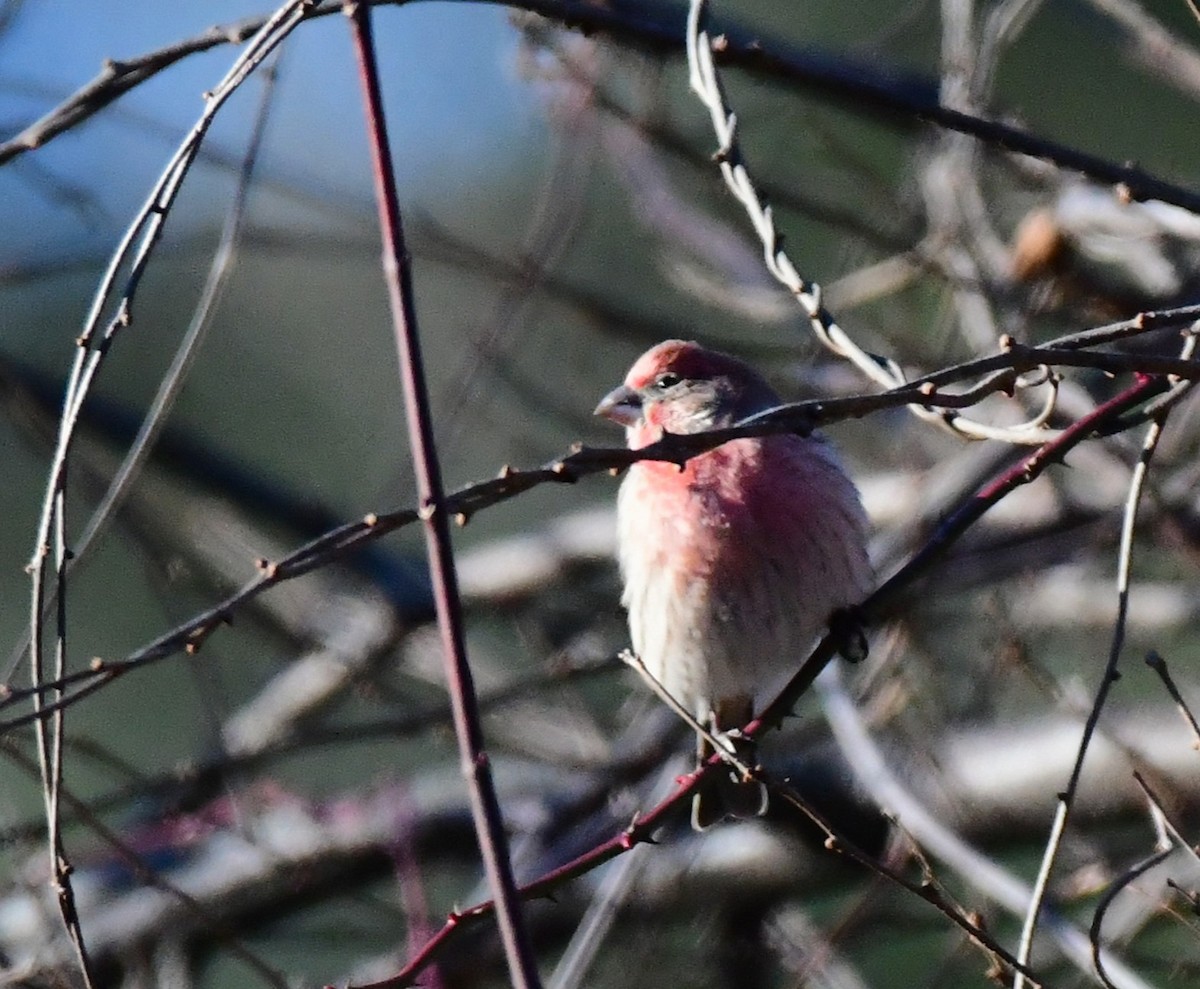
(344, 2), (541, 984)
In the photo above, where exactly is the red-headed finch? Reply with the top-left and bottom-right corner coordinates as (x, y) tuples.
(595, 340), (872, 829)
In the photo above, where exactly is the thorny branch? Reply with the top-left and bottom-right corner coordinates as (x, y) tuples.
(10, 0), (1200, 985)
(352, 372), (1169, 988)
(1013, 396), (1173, 989)
(1145, 651), (1200, 750)
(686, 0), (1065, 443)
(6, 0), (1200, 220)
(2, 314), (1195, 725)
(22, 3), (314, 983)
(344, 1), (542, 985)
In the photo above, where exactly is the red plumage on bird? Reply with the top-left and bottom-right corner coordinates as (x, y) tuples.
(596, 340), (872, 829)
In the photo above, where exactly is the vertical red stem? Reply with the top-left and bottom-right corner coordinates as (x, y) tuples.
(343, 5), (542, 987)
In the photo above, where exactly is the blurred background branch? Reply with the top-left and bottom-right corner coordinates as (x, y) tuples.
(4, 0), (1200, 987)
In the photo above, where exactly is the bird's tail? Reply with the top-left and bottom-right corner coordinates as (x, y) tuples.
(691, 699), (768, 830)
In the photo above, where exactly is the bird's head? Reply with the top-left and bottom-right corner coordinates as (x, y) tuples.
(594, 340), (780, 447)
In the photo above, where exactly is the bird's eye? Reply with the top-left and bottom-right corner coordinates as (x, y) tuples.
(654, 372), (682, 390)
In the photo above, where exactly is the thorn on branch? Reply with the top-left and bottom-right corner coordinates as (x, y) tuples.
(185, 626), (213, 655)
(1168, 879), (1200, 914)
(985, 961), (1009, 985)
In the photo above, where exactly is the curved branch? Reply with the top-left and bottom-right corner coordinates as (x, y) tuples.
(5, 0), (1200, 219)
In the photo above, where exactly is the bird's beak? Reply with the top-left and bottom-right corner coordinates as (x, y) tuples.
(594, 384), (642, 427)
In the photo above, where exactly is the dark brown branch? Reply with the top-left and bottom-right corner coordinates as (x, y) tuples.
(4, 315), (1197, 727)
(1145, 651), (1200, 749)
(1089, 847), (1173, 989)
(6, 0), (1200, 217)
(0, 14), (302, 165)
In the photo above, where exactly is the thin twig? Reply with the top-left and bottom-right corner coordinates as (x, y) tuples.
(22, 6), (312, 984)
(1012, 406), (1169, 989)
(685, 0), (1054, 443)
(6, 49), (284, 685)
(0, 740), (291, 989)
(1144, 652), (1200, 751)
(74, 56), (283, 568)
(1132, 773), (1200, 872)
(8, 0), (1200, 222)
(619, 649), (752, 779)
(2, 341), (1183, 729)
(352, 374), (1165, 988)
(343, 3), (541, 986)
(1090, 849), (1173, 989)
(1089, 774), (1200, 983)
(816, 663), (1154, 989)
(767, 785), (1040, 986)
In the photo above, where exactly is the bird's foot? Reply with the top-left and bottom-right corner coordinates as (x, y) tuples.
(830, 606), (869, 663)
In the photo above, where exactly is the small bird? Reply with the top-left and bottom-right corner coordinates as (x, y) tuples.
(595, 340), (872, 829)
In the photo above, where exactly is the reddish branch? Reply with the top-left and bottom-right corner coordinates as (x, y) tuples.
(2, 312), (1197, 728)
(343, 2), (542, 986)
(353, 374), (1167, 987)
